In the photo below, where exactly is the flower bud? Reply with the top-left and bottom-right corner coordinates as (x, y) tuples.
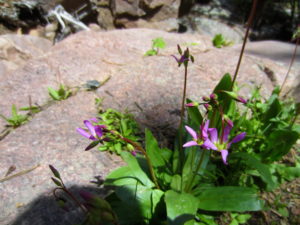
(185, 102), (199, 107)
(210, 93), (217, 100)
(237, 96), (247, 104)
(223, 115), (234, 127)
(202, 96), (210, 102)
(204, 103), (212, 111)
(177, 44), (182, 55)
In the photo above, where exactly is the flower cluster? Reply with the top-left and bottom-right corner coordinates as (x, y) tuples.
(183, 120), (246, 164)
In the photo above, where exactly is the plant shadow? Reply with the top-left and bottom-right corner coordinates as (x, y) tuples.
(10, 182), (148, 225)
(10, 185), (108, 225)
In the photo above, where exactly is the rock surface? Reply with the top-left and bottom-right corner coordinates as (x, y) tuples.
(0, 28), (299, 224)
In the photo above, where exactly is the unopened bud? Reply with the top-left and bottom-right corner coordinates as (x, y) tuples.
(202, 96), (210, 102)
(185, 102), (199, 107)
(210, 93), (217, 100)
(177, 44), (182, 55)
(223, 115), (234, 127)
(131, 150), (137, 157)
(204, 103), (212, 111)
(237, 96), (247, 104)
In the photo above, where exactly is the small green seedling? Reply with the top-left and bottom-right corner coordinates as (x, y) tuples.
(229, 213), (251, 225)
(0, 105), (29, 128)
(48, 84), (72, 101)
(212, 34), (233, 48)
(20, 105), (41, 114)
(144, 37), (166, 56)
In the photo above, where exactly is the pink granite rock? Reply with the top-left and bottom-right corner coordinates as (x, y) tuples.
(0, 29), (298, 224)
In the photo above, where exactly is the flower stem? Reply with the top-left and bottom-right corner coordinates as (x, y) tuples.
(280, 38), (299, 94)
(178, 65), (188, 171)
(110, 131), (161, 190)
(185, 148), (206, 193)
(231, 0), (258, 90)
(54, 187), (88, 213)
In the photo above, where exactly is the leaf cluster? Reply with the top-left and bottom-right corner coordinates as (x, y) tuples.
(96, 108), (140, 154)
(48, 84), (72, 101)
(99, 74), (299, 225)
(144, 37), (166, 56)
(0, 105), (31, 128)
(212, 34), (233, 48)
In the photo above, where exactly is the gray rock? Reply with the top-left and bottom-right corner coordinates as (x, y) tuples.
(0, 34), (52, 130)
(183, 17), (244, 44)
(0, 92), (122, 225)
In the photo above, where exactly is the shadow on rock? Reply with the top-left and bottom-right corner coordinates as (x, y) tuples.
(10, 185), (109, 225)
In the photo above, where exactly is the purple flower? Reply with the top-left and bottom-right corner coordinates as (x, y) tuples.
(171, 54), (189, 64)
(183, 120), (216, 150)
(208, 125), (246, 165)
(237, 96), (247, 104)
(77, 120), (105, 141)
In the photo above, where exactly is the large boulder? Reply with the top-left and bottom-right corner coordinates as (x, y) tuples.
(93, 0), (180, 31)
(0, 29), (298, 224)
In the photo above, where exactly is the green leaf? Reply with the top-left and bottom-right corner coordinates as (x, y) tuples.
(165, 190), (199, 225)
(11, 105), (18, 118)
(212, 73), (233, 124)
(264, 129), (299, 162)
(229, 219), (239, 225)
(170, 175), (182, 192)
(48, 87), (60, 100)
(196, 214), (218, 225)
(145, 129), (173, 187)
(236, 214), (251, 223)
(152, 37), (166, 49)
(277, 207), (289, 217)
(186, 98), (203, 127)
(144, 49), (157, 56)
(197, 186), (264, 212)
(105, 166), (138, 186)
(231, 153), (276, 190)
(145, 129), (165, 167)
(120, 151), (154, 188)
(262, 98), (281, 125)
(115, 183), (164, 222)
(275, 164), (300, 181)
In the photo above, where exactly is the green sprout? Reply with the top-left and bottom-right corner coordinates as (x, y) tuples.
(0, 105), (29, 128)
(212, 34), (233, 48)
(48, 84), (72, 101)
(144, 37), (166, 56)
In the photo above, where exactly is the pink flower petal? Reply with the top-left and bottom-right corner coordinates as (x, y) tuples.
(222, 125), (232, 143)
(208, 128), (218, 143)
(183, 141), (198, 148)
(229, 132), (246, 147)
(84, 120), (96, 137)
(185, 126), (198, 140)
(203, 138), (217, 150)
(94, 125), (103, 138)
(220, 150), (228, 165)
(77, 128), (91, 139)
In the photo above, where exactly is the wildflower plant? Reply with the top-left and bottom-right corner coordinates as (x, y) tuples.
(0, 105), (29, 128)
(48, 84), (72, 101)
(50, 0), (299, 224)
(144, 37), (166, 56)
